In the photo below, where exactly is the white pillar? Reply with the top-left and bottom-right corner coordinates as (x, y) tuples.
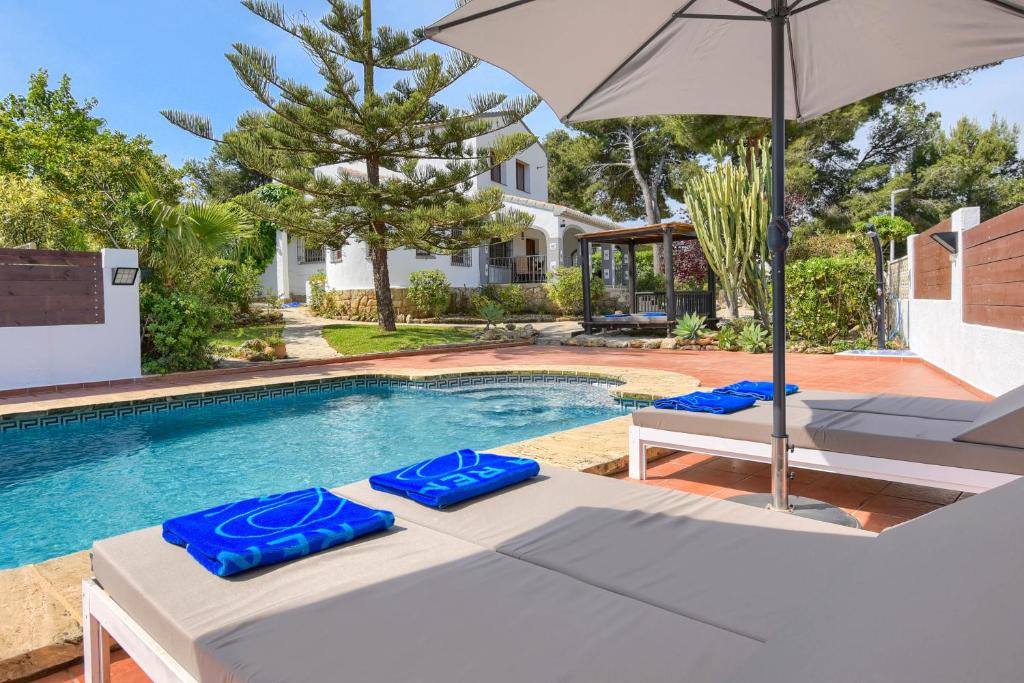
(275, 230), (290, 300)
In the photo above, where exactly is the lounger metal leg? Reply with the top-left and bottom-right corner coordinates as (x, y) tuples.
(628, 425), (647, 480)
(83, 584), (112, 683)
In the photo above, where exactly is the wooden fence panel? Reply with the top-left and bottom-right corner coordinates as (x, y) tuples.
(913, 220), (953, 300)
(963, 206), (1024, 332)
(0, 249), (104, 327)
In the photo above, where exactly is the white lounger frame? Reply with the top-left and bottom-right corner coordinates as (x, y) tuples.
(628, 425), (1020, 494)
(83, 578), (195, 683)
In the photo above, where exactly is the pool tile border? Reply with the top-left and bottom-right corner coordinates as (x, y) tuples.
(0, 371), (652, 433)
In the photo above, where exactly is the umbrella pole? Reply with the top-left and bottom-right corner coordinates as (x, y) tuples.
(768, 7), (791, 512)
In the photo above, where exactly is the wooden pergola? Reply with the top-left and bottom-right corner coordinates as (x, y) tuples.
(579, 222), (717, 335)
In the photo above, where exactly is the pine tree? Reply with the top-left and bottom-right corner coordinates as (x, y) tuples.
(164, 0), (539, 330)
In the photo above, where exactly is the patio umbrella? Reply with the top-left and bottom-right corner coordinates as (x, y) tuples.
(425, 0), (1024, 513)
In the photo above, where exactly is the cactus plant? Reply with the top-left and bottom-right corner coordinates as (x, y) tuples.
(683, 140), (771, 324)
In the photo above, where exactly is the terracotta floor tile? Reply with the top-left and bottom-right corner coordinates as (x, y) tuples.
(857, 494), (942, 519)
(849, 509), (911, 533)
(702, 457), (771, 476)
(794, 480), (876, 509)
(659, 465), (749, 488)
(879, 481), (962, 506)
(646, 478), (726, 498)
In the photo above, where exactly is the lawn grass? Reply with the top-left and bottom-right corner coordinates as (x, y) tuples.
(321, 323), (477, 355)
(210, 324), (285, 351)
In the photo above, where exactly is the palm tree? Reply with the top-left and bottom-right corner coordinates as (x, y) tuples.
(135, 172), (264, 287)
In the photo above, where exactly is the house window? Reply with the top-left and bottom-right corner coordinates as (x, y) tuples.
(489, 238), (512, 261)
(415, 248), (435, 259)
(330, 248), (344, 263)
(450, 227), (472, 267)
(490, 152), (504, 184)
(451, 249), (472, 267)
(515, 161), (529, 192)
(296, 238), (325, 264)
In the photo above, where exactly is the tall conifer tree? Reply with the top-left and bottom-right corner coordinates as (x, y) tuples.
(165, 0), (539, 329)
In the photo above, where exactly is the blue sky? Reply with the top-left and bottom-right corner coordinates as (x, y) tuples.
(1, 0), (1022, 168)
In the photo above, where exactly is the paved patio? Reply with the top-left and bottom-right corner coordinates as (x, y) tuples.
(4, 346), (987, 683)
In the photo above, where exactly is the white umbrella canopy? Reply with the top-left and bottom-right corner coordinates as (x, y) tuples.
(426, 0), (1024, 124)
(426, 0), (1024, 515)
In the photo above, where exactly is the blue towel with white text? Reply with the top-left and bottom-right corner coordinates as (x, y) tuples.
(369, 450), (540, 508)
(713, 381), (799, 402)
(653, 391), (756, 414)
(162, 488), (395, 577)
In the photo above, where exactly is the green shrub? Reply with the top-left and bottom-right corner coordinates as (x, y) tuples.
(208, 262), (263, 316)
(308, 271), (328, 315)
(786, 256), (875, 345)
(737, 322), (770, 353)
(716, 325), (740, 351)
(788, 229), (871, 261)
(407, 269), (451, 318)
(497, 283), (526, 314)
(140, 285), (220, 373)
(634, 247), (666, 292)
(545, 265), (604, 315)
(674, 312), (707, 341)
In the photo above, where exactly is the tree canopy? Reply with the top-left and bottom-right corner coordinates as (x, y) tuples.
(0, 70), (180, 251)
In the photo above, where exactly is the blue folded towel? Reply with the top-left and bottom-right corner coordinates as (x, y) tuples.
(653, 391), (756, 414)
(162, 488), (394, 577)
(370, 450), (540, 509)
(713, 381), (799, 401)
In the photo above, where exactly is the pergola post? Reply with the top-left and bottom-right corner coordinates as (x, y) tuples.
(581, 237), (592, 333)
(627, 242), (637, 314)
(663, 227), (675, 336)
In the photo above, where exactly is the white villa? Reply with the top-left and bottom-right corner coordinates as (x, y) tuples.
(259, 119), (625, 300)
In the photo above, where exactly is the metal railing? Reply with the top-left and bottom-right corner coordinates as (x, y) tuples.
(634, 291), (716, 318)
(487, 255), (546, 283)
(451, 249), (472, 267)
(297, 243), (325, 264)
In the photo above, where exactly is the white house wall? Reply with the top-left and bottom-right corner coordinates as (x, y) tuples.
(0, 249), (142, 390)
(326, 242), (483, 290)
(260, 234), (327, 299)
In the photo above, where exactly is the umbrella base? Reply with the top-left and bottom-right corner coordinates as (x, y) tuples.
(726, 493), (861, 529)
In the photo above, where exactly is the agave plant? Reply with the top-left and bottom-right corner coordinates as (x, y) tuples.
(674, 312), (707, 341)
(738, 322), (770, 354)
(477, 300), (505, 330)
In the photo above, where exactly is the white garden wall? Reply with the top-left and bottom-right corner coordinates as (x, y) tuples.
(907, 208), (1024, 396)
(0, 249), (142, 391)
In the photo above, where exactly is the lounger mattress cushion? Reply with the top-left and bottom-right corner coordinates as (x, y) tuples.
(955, 383), (1024, 449)
(789, 391), (986, 422)
(92, 518), (759, 683)
(633, 406), (1024, 475)
(727, 476), (1024, 683)
(339, 466), (872, 641)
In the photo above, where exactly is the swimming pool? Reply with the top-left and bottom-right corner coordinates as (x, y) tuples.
(0, 375), (631, 568)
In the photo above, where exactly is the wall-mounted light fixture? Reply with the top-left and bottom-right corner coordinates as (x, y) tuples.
(111, 267), (139, 286)
(930, 231), (959, 254)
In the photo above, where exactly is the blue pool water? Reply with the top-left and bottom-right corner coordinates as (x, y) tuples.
(0, 380), (626, 568)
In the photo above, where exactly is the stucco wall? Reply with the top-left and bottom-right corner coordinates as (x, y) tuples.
(0, 249), (142, 390)
(907, 208), (1024, 396)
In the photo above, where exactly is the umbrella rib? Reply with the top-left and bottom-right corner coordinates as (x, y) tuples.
(789, 0), (836, 16)
(725, 0), (769, 17)
(423, 0), (538, 37)
(785, 18), (803, 119)
(562, 3), (692, 122)
(980, 0), (1024, 18)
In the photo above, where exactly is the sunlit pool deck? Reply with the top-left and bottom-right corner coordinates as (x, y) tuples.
(0, 345), (989, 682)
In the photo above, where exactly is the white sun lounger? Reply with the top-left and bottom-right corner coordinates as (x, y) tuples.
(629, 386), (1024, 492)
(83, 464), (1024, 682)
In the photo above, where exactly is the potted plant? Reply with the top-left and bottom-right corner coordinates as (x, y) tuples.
(266, 335), (287, 359)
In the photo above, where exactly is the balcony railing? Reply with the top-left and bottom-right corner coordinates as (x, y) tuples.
(487, 255), (546, 284)
(634, 291), (716, 319)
